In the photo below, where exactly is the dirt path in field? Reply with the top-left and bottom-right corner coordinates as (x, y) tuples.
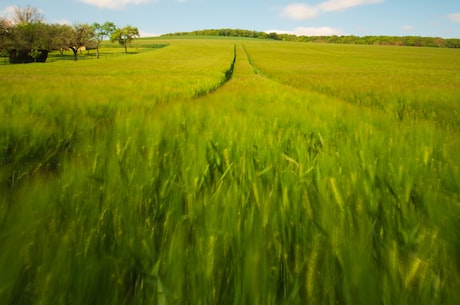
(195, 43), (363, 120)
(196, 44), (281, 99)
(196, 43), (348, 111)
(229, 44), (263, 80)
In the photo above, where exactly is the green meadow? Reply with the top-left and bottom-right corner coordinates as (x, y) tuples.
(1, 38), (459, 305)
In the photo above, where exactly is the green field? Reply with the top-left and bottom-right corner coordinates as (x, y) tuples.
(1, 38), (459, 305)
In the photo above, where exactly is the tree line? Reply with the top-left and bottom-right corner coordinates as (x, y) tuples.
(164, 28), (460, 48)
(0, 6), (140, 63)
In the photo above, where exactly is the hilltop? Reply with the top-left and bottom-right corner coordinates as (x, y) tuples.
(162, 28), (460, 48)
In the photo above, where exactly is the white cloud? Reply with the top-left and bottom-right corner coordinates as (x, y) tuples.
(0, 6), (17, 19)
(54, 19), (72, 25)
(318, 0), (384, 12)
(79, 0), (155, 10)
(267, 26), (344, 36)
(281, 3), (319, 20)
(139, 30), (161, 37)
(401, 25), (414, 32)
(448, 13), (460, 23)
(281, 0), (384, 20)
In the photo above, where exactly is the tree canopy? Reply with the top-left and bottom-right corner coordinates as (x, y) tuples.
(0, 6), (140, 63)
(11, 5), (44, 24)
(110, 25), (140, 53)
(66, 24), (96, 61)
(92, 21), (117, 58)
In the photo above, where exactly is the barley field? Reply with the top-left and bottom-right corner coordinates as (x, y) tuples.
(1, 38), (459, 305)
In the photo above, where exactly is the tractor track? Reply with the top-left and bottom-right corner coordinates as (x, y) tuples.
(193, 44), (236, 98)
(194, 43), (305, 99)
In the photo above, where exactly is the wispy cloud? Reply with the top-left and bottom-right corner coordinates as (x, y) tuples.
(0, 5), (17, 18)
(79, 0), (155, 10)
(267, 26), (344, 36)
(54, 19), (72, 25)
(401, 25), (414, 32)
(281, 0), (384, 20)
(318, 0), (384, 12)
(139, 30), (161, 37)
(281, 3), (319, 20)
(448, 13), (460, 23)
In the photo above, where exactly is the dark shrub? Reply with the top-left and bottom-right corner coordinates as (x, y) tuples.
(8, 49), (49, 63)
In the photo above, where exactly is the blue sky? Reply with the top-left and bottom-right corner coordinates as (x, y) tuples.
(1, 0), (459, 37)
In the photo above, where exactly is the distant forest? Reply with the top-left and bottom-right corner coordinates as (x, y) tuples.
(163, 29), (460, 48)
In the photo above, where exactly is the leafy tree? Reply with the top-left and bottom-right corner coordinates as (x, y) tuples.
(92, 21), (116, 58)
(0, 17), (11, 32)
(0, 6), (51, 63)
(111, 25), (139, 53)
(3, 21), (53, 63)
(0, 18), (11, 44)
(47, 24), (74, 55)
(268, 32), (281, 40)
(68, 23), (95, 61)
(0, 18), (11, 56)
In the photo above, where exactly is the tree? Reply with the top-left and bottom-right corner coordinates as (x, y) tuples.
(3, 21), (53, 63)
(68, 24), (95, 61)
(111, 25), (139, 53)
(0, 17), (11, 41)
(92, 21), (116, 58)
(12, 5), (44, 24)
(0, 17), (11, 32)
(0, 18), (11, 56)
(47, 24), (74, 55)
(0, 6), (52, 63)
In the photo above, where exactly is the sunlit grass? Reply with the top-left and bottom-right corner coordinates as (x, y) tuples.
(0, 38), (459, 305)
(243, 41), (460, 130)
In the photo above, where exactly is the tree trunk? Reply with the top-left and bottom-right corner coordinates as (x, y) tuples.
(124, 43), (127, 54)
(69, 47), (78, 61)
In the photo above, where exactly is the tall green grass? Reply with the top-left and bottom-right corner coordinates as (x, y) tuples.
(0, 38), (459, 305)
(243, 41), (460, 130)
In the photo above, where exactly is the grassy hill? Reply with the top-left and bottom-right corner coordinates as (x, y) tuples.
(162, 28), (460, 48)
(1, 37), (459, 305)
